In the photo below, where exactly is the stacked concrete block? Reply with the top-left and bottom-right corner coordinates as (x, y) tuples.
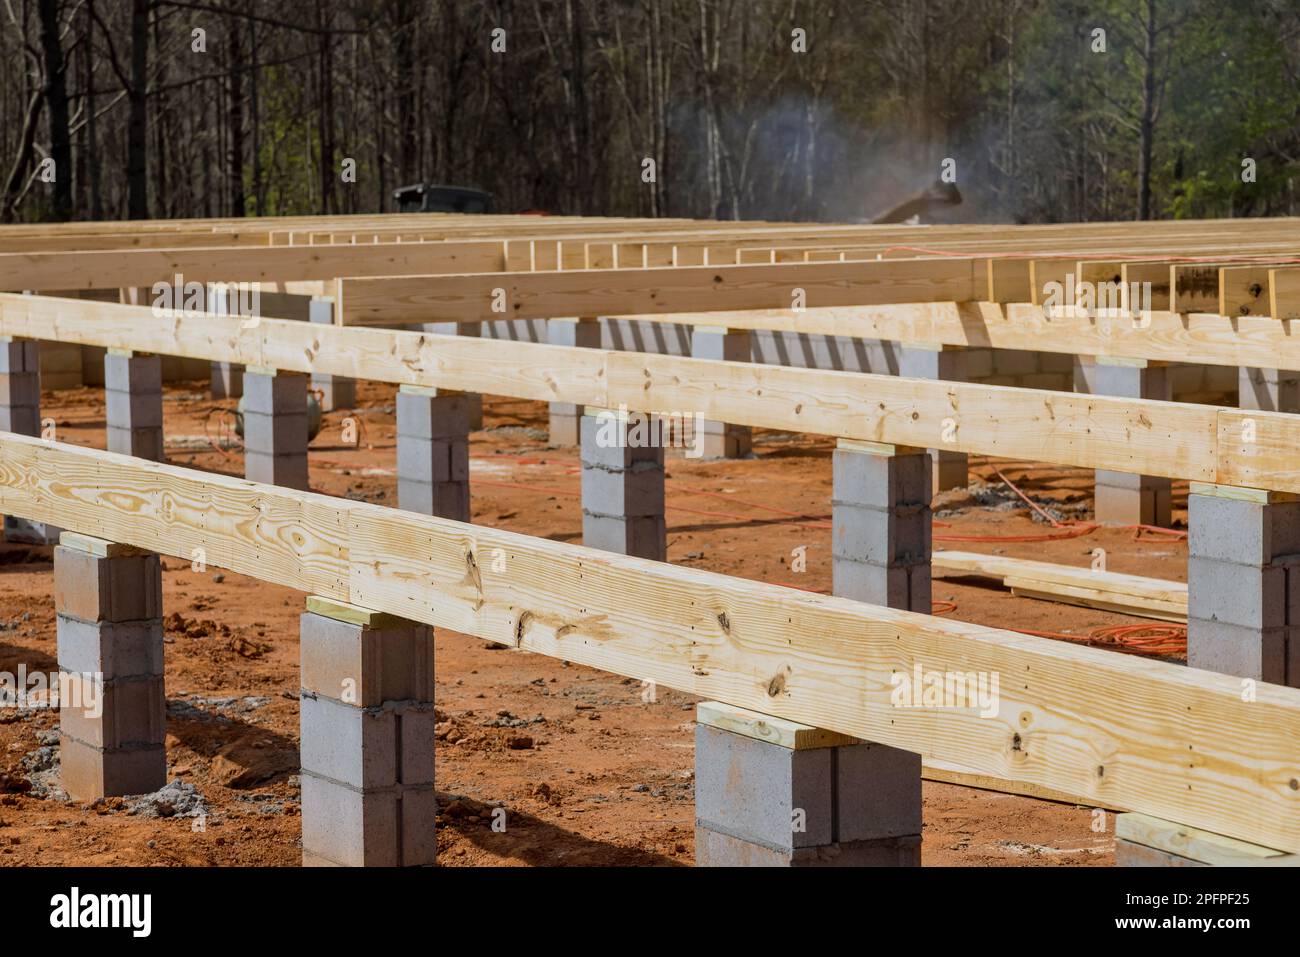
(242, 368), (309, 490)
(547, 317), (602, 446)
(1074, 356), (1172, 526)
(422, 322), (483, 430)
(832, 439), (933, 612)
(396, 385), (471, 521)
(299, 596), (436, 867)
(1239, 366), (1300, 413)
(694, 702), (920, 866)
(1186, 484), (1300, 686)
(899, 344), (968, 492)
(691, 326), (752, 458)
(104, 350), (164, 461)
(0, 337), (59, 543)
(580, 408), (665, 561)
(54, 533), (166, 799)
(309, 297), (356, 412)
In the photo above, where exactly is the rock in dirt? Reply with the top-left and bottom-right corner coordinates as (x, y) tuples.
(209, 739), (297, 789)
(126, 780), (207, 819)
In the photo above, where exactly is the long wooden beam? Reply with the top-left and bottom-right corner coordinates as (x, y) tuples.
(334, 259), (988, 326)
(2, 293), (1296, 492)
(0, 432), (1296, 851)
(0, 242), (508, 292)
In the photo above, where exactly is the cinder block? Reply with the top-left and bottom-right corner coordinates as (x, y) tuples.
(395, 390), (472, 441)
(0, 403), (40, 436)
(210, 362), (244, 399)
(59, 674), (166, 750)
(1240, 366), (1300, 413)
(1188, 494), (1300, 566)
(547, 318), (602, 350)
(991, 349), (1038, 377)
(106, 426), (164, 461)
(311, 372), (356, 413)
(242, 371), (308, 415)
(1115, 838), (1206, 867)
(244, 450), (309, 490)
(400, 786), (438, 865)
(105, 388), (162, 430)
(582, 513), (665, 560)
(53, 546), (162, 623)
(695, 826), (920, 867)
(835, 742), (922, 841)
(962, 349), (995, 380)
(399, 704), (437, 787)
(833, 557), (929, 611)
(1094, 477), (1171, 527)
(0, 339), (38, 374)
(580, 414), (664, 469)
(241, 410), (308, 455)
(299, 611), (434, 706)
(581, 461), (665, 518)
(832, 503), (930, 566)
(0, 372), (40, 408)
(103, 352), (162, 393)
(59, 734), (166, 800)
(832, 449), (931, 509)
(1186, 616), (1288, 682)
(299, 772), (399, 867)
(900, 345), (965, 380)
(548, 404), (582, 446)
(299, 694), (398, 790)
(694, 724), (834, 850)
(396, 436), (467, 484)
(57, 616), (164, 679)
(397, 478), (469, 520)
(1187, 557), (1287, 628)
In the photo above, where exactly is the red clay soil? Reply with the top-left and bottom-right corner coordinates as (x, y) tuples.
(0, 380), (1192, 866)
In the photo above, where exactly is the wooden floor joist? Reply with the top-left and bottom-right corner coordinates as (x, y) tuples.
(3, 294), (1298, 494)
(0, 431), (1297, 853)
(933, 550), (1187, 622)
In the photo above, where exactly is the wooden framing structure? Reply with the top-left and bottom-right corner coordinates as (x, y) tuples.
(4, 210), (1300, 864)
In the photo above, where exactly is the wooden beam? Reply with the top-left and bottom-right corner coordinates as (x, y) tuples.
(334, 258), (988, 326)
(0, 431), (1298, 852)
(1219, 265), (1275, 317)
(8, 293), (1300, 492)
(1116, 812), (1297, 866)
(934, 550), (1187, 622)
(0, 241), (507, 292)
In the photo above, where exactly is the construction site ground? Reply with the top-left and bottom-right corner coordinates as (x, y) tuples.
(0, 380), (1192, 866)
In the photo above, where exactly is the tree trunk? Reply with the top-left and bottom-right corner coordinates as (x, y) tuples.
(38, 0), (73, 220)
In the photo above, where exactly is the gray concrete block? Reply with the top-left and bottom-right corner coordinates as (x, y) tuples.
(833, 557), (929, 612)
(311, 373), (357, 413)
(57, 616), (164, 680)
(396, 436), (467, 484)
(103, 352), (162, 393)
(300, 772), (400, 867)
(0, 371), (40, 408)
(900, 345), (965, 380)
(0, 339), (37, 374)
(106, 426), (164, 461)
(399, 704), (437, 787)
(244, 450), (309, 490)
(53, 545), (162, 623)
(835, 741), (923, 842)
(547, 318), (601, 349)
(397, 478), (470, 521)
(59, 734), (166, 801)
(241, 410), (308, 455)
(832, 449), (931, 509)
(691, 327), (751, 363)
(400, 786), (438, 865)
(0, 401), (39, 436)
(1240, 367), (1300, 413)
(832, 503), (930, 566)
(300, 694), (398, 790)
(299, 611), (434, 707)
(1188, 494), (1300, 565)
(548, 403), (582, 446)
(210, 362), (244, 399)
(1094, 477), (1171, 527)
(105, 389), (162, 430)
(694, 826), (920, 867)
(59, 674), (166, 750)
(694, 724), (833, 850)
(1187, 557), (1287, 628)
(582, 513), (666, 561)
(581, 461), (664, 518)
(243, 371), (307, 415)
(1186, 616), (1288, 683)
(4, 517), (60, 543)
(395, 390), (472, 440)
(580, 413), (665, 469)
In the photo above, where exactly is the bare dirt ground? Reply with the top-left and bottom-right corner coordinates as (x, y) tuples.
(0, 379), (1192, 866)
